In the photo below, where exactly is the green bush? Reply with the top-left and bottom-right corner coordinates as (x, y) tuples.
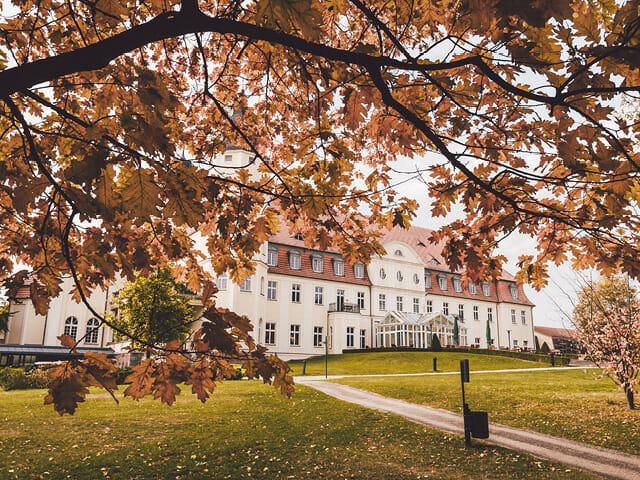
(116, 367), (134, 385)
(0, 367), (51, 390)
(431, 334), (442, 352)
(540, 342), (550, 354)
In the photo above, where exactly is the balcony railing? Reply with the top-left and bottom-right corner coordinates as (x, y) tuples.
(328, 302), (361, 313)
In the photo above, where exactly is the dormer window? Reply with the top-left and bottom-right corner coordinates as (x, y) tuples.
(413, 273), (420, 285)
(312, 254), (323, 273)
(430, 258), (440, 265)
(354, 263), (365, 279)
(438, 275), (447, 291)
(509, 284), (519, 299)
(289, 250), (301, 270)
(397, 271), (403, 282)
(293, 233), (304, 241)
(424, 270), (432, 288)
(267, 248), (278, 267)
(333, 258), (344, 276)
(453, 277), (462, 293)
(482, 281), (490, 296)
(394, 249), (403, 256)
(469, 282), (477, 295)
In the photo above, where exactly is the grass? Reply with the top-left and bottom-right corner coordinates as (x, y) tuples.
(288, 351), (549, 376)
(0, 381), (603, 480)
(335, 369), (640, 455)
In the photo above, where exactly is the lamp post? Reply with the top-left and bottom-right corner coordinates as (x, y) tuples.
(507, 330), (511, 350)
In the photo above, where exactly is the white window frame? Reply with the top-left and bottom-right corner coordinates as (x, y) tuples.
(473, 305), (479, 321)
(453, 277), (462, 293)
(63, 316), (78, 340)
(240, 276), (252, 291)
(291, 283), (301, 303)
(482, 282), (491, 296)
(396, 296), (403, 312)
(289, 251), (301, 270)
(469, 282), (477, 295)
(413, 298), (420, 313)
(426, 300), (433, 313)
(510, 284), (518, 299)
(314, 286), (324, 305)
(521, 310), (526, 324)
(85, 318), (100, 344)
(424, 270), (432, 288)
(290, 324), (300, 346)
(511, 309), (517, 324)
(487, 307), (493, 322)
(346, 327), (355, 348)
(313, 326), (323, 347)
(443, 302), (449, 315)
(216, 272), (228, 290)
(267, 281), (277, 300)
(360, 329), (366, 349)
(458, 304), (464, 320)
(312, 255), (323, 273)
(267, 249), (278, 267)
(333, 259), (344, 276)
(438, 275), (447, 291)
(265, 323), (276, 345)
(379, 294), (386, 311)
(357, 292), (365, 309)
(354, 263), (365, 279)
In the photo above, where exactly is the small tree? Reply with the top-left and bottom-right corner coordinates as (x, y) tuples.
(573, 277), (640, 409)
(0, 303), (10, 334)
(112, 268), (194, 348)
(430, 334), (442, 352)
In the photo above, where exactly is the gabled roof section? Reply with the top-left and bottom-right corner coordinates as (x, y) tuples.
(534, 326), (579, 339)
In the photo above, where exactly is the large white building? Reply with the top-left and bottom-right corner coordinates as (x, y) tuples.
(1, 148), (536, 361)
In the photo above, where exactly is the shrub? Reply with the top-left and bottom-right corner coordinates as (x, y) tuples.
(116, 367), (134, 385)
(431, 334), (442, 352)
(0, 367), (51, 390)
(540, 342), (550, 354)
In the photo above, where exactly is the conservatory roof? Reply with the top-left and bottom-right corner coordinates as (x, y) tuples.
(380, 311), (461, 327)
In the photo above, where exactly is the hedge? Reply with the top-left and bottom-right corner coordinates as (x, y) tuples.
(342, 347), (572, 365)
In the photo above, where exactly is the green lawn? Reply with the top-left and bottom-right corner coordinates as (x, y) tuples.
(288, 351), (549, 376)
(335, 369), (640, 455)
(0, 382), (602, 480)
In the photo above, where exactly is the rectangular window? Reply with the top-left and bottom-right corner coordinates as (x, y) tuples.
(426, 300), (433, 313)
(312, 255), (323, 273)
(511, 309), (517, 324)
(291, 284), (301, 303)
(354, 263), (365, 279)
(336, 289), (345, 310)
(265, 323), (276, 345)
(267, 281), (277, 300)
(216, 273), (228, 290)
(267, 249), (278, 267)
(357, 292), (365, 309)
(469, 282), (477, 295)
(453, 278), (462, 293)
(475, 337), (481, 345)
(458, 304), (464, 320)
(438, 275), (447, 290)
(413, 298), (420, 313)
(443, 302), (449, 315)
(379, 294), (386, 311)
(313, 326), (323, 347)
(289, 251), (301, 270)
(396, 296), (403, 312)
(424, 270), (432, 289)
(314, 286), (324, 305)
(473, 305), (479, 321)
(523, 340), (528, 348)
(513, 339), (518, 347)
(360, 329), (366, 349)
(290, 324), (300, 346)
(240, 276), (252, 291)
(346, 327), (355, 347)
(521, 310), (526, 325)
(487, 307), (493, 322)
(333, 259), (344, 276)
(482, 282), (491, 296)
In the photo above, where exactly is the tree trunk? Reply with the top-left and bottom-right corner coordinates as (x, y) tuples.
(625, 387), (635, 410)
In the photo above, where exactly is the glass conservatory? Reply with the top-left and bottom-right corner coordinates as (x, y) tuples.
(376, 311), (467, 348)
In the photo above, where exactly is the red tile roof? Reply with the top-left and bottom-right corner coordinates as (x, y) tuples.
(267, 244), (371, 286)
(534, 326), (579, 339)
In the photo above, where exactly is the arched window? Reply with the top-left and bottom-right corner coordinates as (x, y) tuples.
(260, 276), (265, 295)
(64, 316), (78, 340)
(379, 268), (386, 279)
(397, 271), (403, 282)
(86, 318), (100, 344)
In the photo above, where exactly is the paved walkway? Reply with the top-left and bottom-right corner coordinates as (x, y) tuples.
(296, 377), (640, 480)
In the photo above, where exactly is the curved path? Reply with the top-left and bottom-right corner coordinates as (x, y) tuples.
(296, 378), (640, 480)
